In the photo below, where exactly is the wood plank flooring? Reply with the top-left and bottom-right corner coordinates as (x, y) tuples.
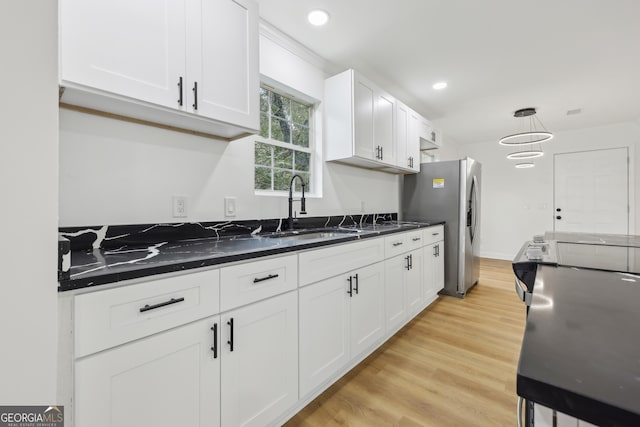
(285, 258), (525, 427)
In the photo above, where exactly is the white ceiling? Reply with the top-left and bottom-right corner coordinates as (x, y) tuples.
(256, 0), (640, 144)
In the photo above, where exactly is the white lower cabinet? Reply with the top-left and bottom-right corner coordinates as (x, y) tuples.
(385, 248), (424, 334)
(299, 262), (385, 397)
(221, 291), (298, 427)
(75, 316), (221, 427)
(424, 240), (445, 301)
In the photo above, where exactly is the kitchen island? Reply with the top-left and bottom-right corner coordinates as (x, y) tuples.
(514, 233), (640, 426)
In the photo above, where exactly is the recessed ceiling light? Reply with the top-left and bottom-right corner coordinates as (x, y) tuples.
(432, 81), (447, 90)
(308, 10), (329, 26)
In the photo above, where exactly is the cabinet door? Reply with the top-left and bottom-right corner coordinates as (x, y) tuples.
(406, 249), (424, 316)
(60, 0), (186, 109)
(299, 275), (350, 397)
(434, 241), (445, 293)
(384, 255), (407, 334)
(396, 102), (409, 169)
(375, 90), (396, 166)
(423, 243), (436, 301)
(221, 291), (298, 427)
(350, 262), (386, 357)
(75, 316), (221, 427)
(407, 110), (421, 172)
(186, 0), (259, 129)
(353, 75), (375, 160)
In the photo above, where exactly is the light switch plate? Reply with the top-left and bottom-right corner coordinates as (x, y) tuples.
(224, 197), (237, 217)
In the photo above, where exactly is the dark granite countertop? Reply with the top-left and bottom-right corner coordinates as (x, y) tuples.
(517, 265), (640, 426)
(59, 219), (444, 292)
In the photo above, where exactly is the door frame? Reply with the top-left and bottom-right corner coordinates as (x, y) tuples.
(552, 146), (635, 235)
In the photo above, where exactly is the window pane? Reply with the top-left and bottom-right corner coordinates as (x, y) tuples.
(291, 100), (309, 126)
(259, 113), (269, 139)
(255, 142), (272, 167)
(271, 117), (291, 143)
(260, 87), (269, 112)
(274, 169), (292, 192)
(274, 146), (293, 169)
(292, 124), (309, 148)
(294, 151), (310, 172)
(270, 92), (290, 120)
(255, 166), (272, 190)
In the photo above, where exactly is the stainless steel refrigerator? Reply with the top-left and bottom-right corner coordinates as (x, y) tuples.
(402, 158), (481, 297)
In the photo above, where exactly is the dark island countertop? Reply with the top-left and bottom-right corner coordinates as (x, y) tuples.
(60, 220), (444, 292)
(517, 265), (640, 426)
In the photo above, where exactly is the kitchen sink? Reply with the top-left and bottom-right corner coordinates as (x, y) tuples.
(265, 229), (360, 241)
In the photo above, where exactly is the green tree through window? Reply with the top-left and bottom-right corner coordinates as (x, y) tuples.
(255, 87), (312, 192)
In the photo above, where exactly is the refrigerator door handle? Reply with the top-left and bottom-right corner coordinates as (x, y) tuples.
(469, 175), (479, 244)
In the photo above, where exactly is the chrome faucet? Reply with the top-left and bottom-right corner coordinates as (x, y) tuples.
(288, 174), (307, 230)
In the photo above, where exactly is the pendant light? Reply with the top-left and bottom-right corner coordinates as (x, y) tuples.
(500, 107), (553, 168)
(499, 108), (553, 146)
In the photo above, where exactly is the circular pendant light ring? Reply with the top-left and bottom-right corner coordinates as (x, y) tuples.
(515, 162), (535, 168)
(507, 150), (544, 160)
(499, 131), (554, 146)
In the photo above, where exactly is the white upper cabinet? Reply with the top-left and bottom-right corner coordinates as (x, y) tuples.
(325, 68), (440, 174)
(396, 102), (420, 172)
(325, 69), (399, 171)
(59, 0), (259, 139)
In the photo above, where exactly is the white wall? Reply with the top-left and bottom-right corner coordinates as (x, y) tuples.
(0, 0), (58, 403)
(59, 25), (400, 226)
(458, 121), (640, 259)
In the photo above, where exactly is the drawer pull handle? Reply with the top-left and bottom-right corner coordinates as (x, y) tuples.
(227, 318), (234, 352)
(353, 273), (359, 295)
(253, 273), (279, 284)
(347, 276), (353, 297)
(412, 237), (421, 242)
(405, 255), (411, 270)
(139, 297), (185, 313)
(432, 232), (440, 236)
(392, 242), (403, 247)
(210, 323), (218, 359)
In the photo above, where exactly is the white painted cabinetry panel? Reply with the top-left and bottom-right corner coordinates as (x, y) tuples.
(422, 225), (444, 246)
(299, 274), (350, 397)
(298, 238), (384, 286)
(74, 269), (220, 357)
(220, 254), (297, 311)
(60, 0), (186, 109)
(220, 291), (298, 427)
(75, 316), (221, 427)
(350, 262), (386, 357)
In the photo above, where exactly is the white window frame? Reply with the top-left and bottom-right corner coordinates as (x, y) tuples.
(254, 81), (322, 198)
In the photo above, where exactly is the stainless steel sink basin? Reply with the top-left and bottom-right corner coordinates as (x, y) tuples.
(265, 229), (359, 241)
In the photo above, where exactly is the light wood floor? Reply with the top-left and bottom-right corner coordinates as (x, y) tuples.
(285, 258), (525, 427)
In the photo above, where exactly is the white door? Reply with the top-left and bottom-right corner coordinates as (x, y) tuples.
(384, 255), (407, 334)
(407, 110), (421, 172)
(405, 249), (424, 316)
(60, 0), (186, 109)
(353, 75), (375, 160)
(433, 241), (445, 294)
(554, 148), (629, 234)
(424, 242), (444, 302)
(350, 263), (386, 357)
(298, 275), (350, 397)
(221, 291), (298, 427)
(375, 90), (396, 166)
(396, 102), (409, 169)
(75, 316), (221, 427)
(186, 0), (259, 129)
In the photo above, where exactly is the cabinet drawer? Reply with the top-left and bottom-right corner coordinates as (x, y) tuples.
(220, 254), (297, 311)
(74, 269), (220, 358)
(423, 225), (444, 245)
(385, 230), (423, 257)
(299, 238), (385, 286)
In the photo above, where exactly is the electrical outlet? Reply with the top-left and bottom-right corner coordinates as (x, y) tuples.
(224, 197), (237, 217)
(173, 196), (188, 218)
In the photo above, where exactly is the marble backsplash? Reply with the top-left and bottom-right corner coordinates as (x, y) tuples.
(59, 213), (398, 251)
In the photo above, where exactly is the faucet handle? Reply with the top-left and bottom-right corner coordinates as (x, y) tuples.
(300, 197), (307, 214)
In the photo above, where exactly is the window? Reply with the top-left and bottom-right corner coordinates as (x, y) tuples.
(255, 86), (313, 193)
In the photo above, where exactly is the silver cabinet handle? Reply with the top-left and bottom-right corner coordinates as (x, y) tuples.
(514, 278), (532, 306)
